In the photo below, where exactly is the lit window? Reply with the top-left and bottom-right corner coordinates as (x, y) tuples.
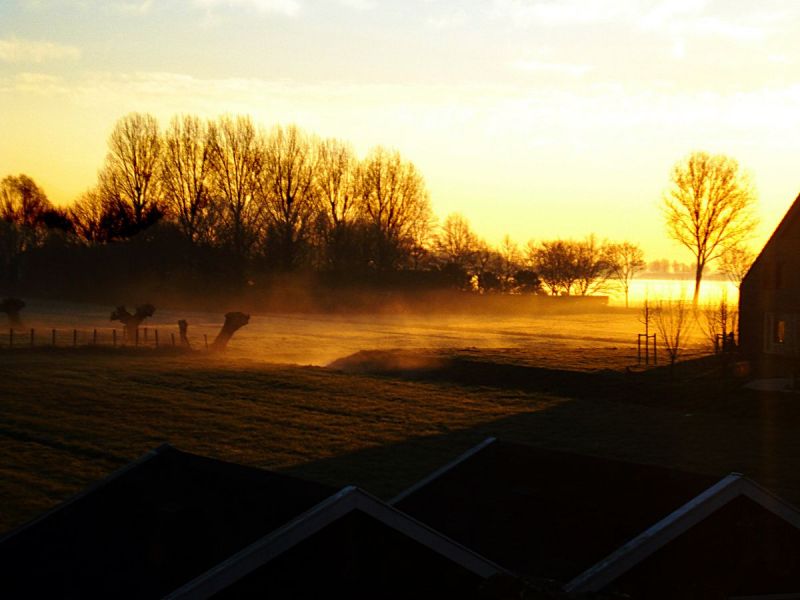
(775, 320), (786, 344)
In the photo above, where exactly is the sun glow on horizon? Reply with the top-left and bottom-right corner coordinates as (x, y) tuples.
(2, 0), (799, 261)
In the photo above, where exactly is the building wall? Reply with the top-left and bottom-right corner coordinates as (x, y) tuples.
(740, 199), (800, 371)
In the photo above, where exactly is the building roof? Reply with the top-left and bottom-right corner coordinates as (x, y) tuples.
(167, 486), (504, 599)
(742, 192), (800, 290)
(565, 472), (800, 594)
(0, 444), (337, 599)
(392, 438), (718, 583)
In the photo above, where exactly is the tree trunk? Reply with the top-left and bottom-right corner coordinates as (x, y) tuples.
(210, 312), (250, 351)
(0, 298), (25, 328)
(693, 262), (704, 305)
(110, 304), (155, 343)
(178, 319), (191, 348)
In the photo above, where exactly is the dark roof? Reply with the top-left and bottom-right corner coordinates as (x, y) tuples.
(567, 473), (800, 596)
(0, 444), (336, 599)
(393, 438), (718, 583)
(601, 494), (800, 599)
(168, 486), (504, 600)
(742, 192), (800, 289)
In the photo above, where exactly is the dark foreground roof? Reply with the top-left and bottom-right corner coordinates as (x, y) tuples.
(0, 445), (336, 599)
(393, 438), (719, 583)
(567, 473), (800, 598)
(168, 486), (504, 600)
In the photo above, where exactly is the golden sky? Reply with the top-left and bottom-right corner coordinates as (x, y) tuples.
(1, 0), (799, 261)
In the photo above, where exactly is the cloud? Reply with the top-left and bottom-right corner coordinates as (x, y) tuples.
(426, 9), (468, 30)
(512, 58), (591, 77)
(0, 37), (81, 63)
(490, 0), (769, 42)
(489, 0), (633, 26)
(335, 0), (374, 9)
(194, 0), (301, 16)
(115, 0), (156, 14)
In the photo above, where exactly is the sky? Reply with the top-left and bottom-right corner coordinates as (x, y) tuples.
(1, 0), (799, 262)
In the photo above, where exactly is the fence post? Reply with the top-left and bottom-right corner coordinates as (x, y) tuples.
(135, 327), (139, 347)
(204, 334), (208, 350)
(30, 328), (34, 347)
(144, 327), (148, 344)
(171, 332), (175, 347)
(154, 329), (159, 348)
(112, 329), (117, 348)
(93, 329), (97, 345)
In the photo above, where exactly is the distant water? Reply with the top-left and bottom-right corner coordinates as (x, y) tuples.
(610, 277), (739, 307)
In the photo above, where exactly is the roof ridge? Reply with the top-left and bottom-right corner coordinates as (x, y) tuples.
(389, 437), (496, 505)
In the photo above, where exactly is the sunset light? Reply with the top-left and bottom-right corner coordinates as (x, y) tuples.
(3, 1), (799, 259)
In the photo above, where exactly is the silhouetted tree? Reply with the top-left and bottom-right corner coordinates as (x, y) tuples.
(0, 297), (25, 327)
(261, 125), (318, 270)
(514, 269), (541, 294)
(497, 235), (522, 292)
(605, 241), (646, 307)
(718, 245), (756, 288)
(110, 303), (155, 342)
(663, 151), (758, 304)
(529, 239), (578, 295)
(654, 297), (693, 371)
(0, 174), (52, 229)
(315, 137), (359, 270)
(161, 115), (218, 244)
(0, 174), (60, 281)
(210, 311), (249, 350)
(435, 213), (479, 271)
(698, 293), (737, 353)
(99, 113), (163, 234)
(208, 115), (265, 261)
(573, 235), (611, 295)
(356, 147), (432, 271)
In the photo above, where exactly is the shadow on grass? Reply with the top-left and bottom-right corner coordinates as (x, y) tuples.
(328, 349), (761, 410)
(286, 360), (800, 506)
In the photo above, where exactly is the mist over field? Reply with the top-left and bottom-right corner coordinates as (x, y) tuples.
(10, 291), (719, 368)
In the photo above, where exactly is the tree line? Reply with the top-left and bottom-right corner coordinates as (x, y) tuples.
(1, 112), (651, 303)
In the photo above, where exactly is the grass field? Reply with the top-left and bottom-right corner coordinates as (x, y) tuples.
(2, 303), (799, 536)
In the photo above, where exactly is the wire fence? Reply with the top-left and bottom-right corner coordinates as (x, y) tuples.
(0, 326), (212, 350)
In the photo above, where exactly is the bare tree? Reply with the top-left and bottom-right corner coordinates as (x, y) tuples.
(315, 137), (357, 230)
(698, 292), (737, 353)
(663, 151), (758, 304)
(573, 235), (611, 296)
(70, 187), (111, 243)
(100, 113), (163, 230)
(605, 241), (646, 307)
(314, 137), (358, 270)
(0, 174), (52, 228)
(207, 115), (265, 261)
(261, 124), (318, 269)
(0, 174), (53, 257)
(161, 115), (218, 244)
(718, 245), (756, 288)
(435, 213), (479, 270)
(356, 147), (432, 270)
(498, 234), (522, 291)
(528, 239), (578, 295)
(654, 297), (693, 370)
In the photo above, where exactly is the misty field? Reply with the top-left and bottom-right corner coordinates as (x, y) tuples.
(3, 299), (800, 535)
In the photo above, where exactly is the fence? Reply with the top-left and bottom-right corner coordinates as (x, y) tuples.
(0, 326), (212, 350)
